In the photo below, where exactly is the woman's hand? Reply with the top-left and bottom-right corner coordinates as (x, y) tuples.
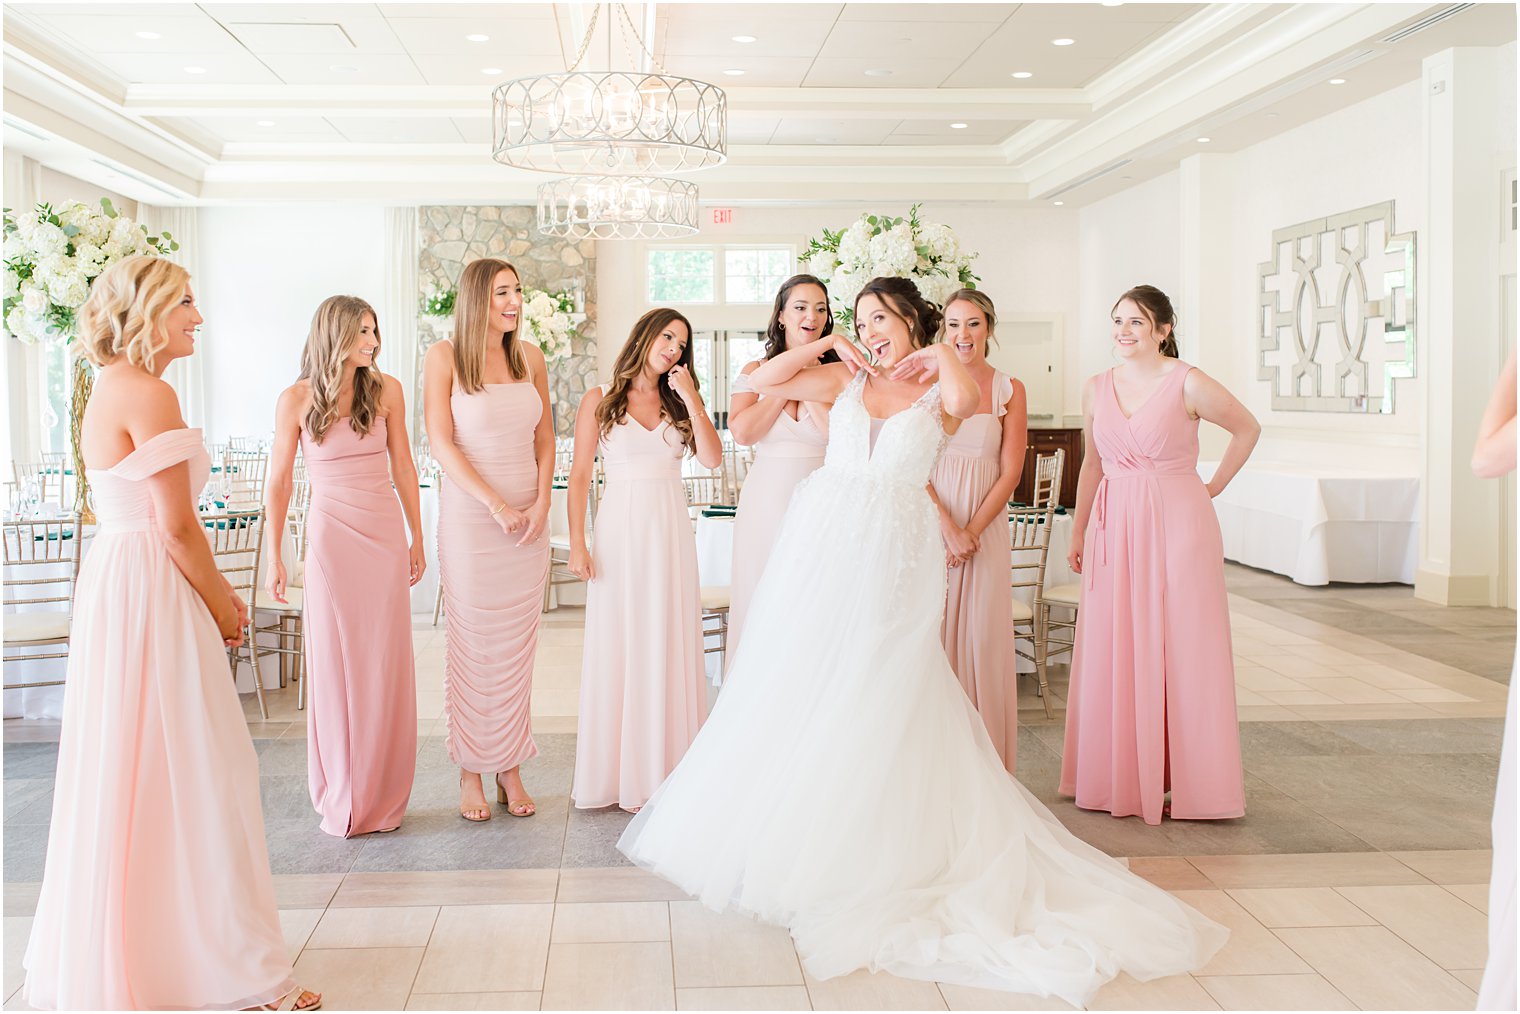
(220, 590), (249, 647)
(890, 346), (941, 383)
(263, 560), (287, 605)
(667, 364), (698, 403)
(491, 500), (528, 536)
(940, 521), (979, 566)
(830, 335), (875, 376)
(518, 497), (550, 547)
(1067, 534), (1084, 576)
(569, 542), (595, 582)
(408, 542), (426, 586)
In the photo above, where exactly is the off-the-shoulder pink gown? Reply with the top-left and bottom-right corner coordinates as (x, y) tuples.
(301, 416), (417, 836)
(24, 428), (295, 1011)
(930, 369), (1019, 773)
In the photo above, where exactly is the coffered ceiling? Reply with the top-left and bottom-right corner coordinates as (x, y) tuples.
(1, 2), (1514, 206)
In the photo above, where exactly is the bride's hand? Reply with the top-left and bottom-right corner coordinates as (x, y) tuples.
(830, 335), (875, 376)
(890, 346), (941, 383)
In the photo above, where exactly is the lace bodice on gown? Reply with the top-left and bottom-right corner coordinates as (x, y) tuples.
(823, 370), (947, 486)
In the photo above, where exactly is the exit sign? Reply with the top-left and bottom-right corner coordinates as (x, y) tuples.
(711, 208), (734, 225)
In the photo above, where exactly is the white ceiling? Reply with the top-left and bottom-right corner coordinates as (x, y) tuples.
(1, 2), (1514, 206)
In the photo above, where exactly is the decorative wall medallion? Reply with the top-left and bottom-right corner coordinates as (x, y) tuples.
(1256, 200), (1415, 413)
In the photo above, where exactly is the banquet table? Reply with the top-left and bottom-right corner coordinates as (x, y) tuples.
(1198, 459), (1420, 585)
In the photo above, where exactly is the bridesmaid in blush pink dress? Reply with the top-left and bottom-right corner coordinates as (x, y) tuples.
(567, 308), (724, 811)
(264, 295), (424, 838)
(424, 258), (555, 822)
(1062, 285), (1260, 825)
(25, 257), (319, 1011)
(928, 290), (1028, 773)
(726, 275), (834, 666)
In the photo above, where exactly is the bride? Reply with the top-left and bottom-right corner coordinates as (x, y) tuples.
(618, 276), (1228, 1007)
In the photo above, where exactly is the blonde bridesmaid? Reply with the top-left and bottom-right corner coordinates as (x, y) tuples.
(726, 274), (834, 665)
(24, 257), (319, 1011)
(424, 258), (554, 821)
(568, 308), (722, 812)
(1062, 285), (1259, 824)
(264, 295), (424, 837)
(928, 290), (1027, 773)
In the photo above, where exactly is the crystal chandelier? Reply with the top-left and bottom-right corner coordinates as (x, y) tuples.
(538, 176), (699, 240)
(493, 4), (727, 176)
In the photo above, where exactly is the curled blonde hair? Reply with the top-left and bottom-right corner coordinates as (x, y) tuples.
(76, 255), (190, 373)
(938, 288), (998, 346)
(452, 257), (527, 394)
(299, 295), (384, 443)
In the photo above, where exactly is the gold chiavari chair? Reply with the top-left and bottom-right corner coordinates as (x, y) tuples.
(1029, 449), (1081, 685)
(223, 451), (270, 510)
(541, 459), (604, 613)
(201, 508), (271, 718)
(682, 464), (730, 521)
(1031, 447), (1064, 509)
(1009, 502), (1058, 718)
(1, 515), (82, 688)
(252, 477), (310, 709)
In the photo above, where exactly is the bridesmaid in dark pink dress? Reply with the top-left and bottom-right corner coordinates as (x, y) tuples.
(265, 295), (425, 837)
(1062, 285), (1260, 824)
(424, 258), (555, 822)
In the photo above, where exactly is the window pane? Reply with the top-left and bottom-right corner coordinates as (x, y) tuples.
(724, 273), (766, 304)
(763, 249), (792, 274)
(724, 249), (759, 276)
(647, 249), (715, 303)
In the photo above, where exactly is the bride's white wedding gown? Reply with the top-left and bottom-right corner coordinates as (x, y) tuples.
(617, 371), (1228, 1007)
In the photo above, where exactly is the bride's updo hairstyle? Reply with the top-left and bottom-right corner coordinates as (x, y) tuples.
(853, 276), (943, 351)
(76, 255), (190, 373)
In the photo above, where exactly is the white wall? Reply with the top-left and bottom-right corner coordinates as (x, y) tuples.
(196, 204), (386, 443)
(594, 202), (1081, 410)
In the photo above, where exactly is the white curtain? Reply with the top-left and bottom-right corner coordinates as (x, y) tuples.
(381, 207), (419, 410)
(3, 152), (45, 473)
(139, 205), (205, 429)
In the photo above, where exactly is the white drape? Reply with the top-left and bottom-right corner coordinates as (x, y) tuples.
(138, 205), (205, 428)
(4, 152), (45, 474)
(381, 207), (419, 412)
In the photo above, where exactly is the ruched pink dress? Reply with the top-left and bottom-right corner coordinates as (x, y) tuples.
(573, 397), (706, 810)
(1060, 363), (1244, 824)
(930, 370), (1019, 773)
(438, 383), (549, 774)
(25, 428), (294, 1011)
(728, 371), (826, 664)
(301, 417), (417, 837)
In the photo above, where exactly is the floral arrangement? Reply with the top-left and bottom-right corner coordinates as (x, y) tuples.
(422, 283), (578, 361)
(3, 198), (178, 344)
(801, 203), (979, 331)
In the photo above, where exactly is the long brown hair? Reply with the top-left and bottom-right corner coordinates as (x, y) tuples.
(763, 274), (838, 362)
(299, 295), (384, 443)
(854, 276), (943, 350)
(1112, 284), (1180, 358)
(597, 308), (700, 454)
(452, 257), (527, 393)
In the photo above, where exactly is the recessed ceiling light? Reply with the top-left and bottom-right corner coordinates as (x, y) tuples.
(732, 35), (756, 43)
(1053, 200), (1065, 206)
(183, 66), (206, 74)
(1052, 38), (1075, 46)
(1101, 1), (1124, 6)
(482, 67), (503, 75)
(256, 120), (276, 127)
(950, 122), (968, 129)
(465, 33), (489, 42)
(329, 64), (359, 73)
(1196, 136), (1211, 143)
(723, 68), (745, 76)
(1010, 71), (1033, 79)
(1329, 78), (1347, 85)
(135, 30), (161, 39)
(864, 68), (893, 77)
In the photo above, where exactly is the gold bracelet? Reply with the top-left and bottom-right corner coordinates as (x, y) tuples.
(489, 501), (507, 516)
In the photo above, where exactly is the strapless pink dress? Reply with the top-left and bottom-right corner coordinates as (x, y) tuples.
(301, 417), (417, 836)
(25, 428), (294, 1011)
(930, 370), (1019, 773)
(438, 383), (550, 774)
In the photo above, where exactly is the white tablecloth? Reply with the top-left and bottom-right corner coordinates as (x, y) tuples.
(1199, 460), (1419, 585)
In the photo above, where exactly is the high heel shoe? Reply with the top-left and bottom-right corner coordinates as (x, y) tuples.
(459, 772), (491, 822)
(496, 774), (536, 818)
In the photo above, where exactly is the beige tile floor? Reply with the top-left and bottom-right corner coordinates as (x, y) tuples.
(3, 567), (1511, 1011)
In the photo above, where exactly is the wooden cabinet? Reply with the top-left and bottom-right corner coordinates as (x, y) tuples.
(1013, 427), (1084, 507)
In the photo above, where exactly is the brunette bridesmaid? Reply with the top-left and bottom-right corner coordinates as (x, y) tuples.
(726, 274), (834, 665)
(1062, 285), (1259, 824)
(24, 257), (319, 1011)
(264, 295), (424, 837)
(928, 289), (1027, 773)
(568, 308), (722, 812)
(424, 258), (554, 821)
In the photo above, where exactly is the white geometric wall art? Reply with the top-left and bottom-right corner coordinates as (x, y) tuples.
(1256, 200), (1416, 413)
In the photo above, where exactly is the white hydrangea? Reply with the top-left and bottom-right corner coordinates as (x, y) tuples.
(21, 283), (48, 316)
(46, 269), (89, 309)
(12, 211), (39, 241)
(29, 222), (67, 257)
(807, 249), (838, 281)
(2, 269), (17, 301)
